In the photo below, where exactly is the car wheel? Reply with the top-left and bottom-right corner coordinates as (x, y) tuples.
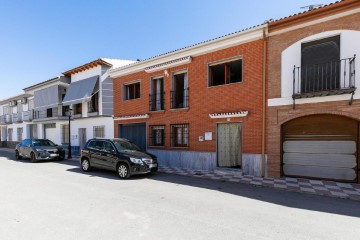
(117, 163), (130, 179)
(15, 150), (22, 160)
(81, 158), (92, 172)
(30, 152), (37, 163)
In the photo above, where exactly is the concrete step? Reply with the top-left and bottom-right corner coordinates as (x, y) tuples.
(214, 167), (243, 176)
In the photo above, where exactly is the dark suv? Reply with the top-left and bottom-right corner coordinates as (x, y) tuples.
(80, 138), (158, 179)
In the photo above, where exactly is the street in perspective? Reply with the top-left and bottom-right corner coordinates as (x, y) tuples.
(0, 148), (359, 240)
(1, 0), (360, 239)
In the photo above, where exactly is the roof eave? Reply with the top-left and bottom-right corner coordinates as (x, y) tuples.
(109, 24), (266, 78)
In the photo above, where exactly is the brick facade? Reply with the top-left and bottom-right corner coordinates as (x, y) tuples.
(267, 10), (360, 180)
(113, 40), (264, 158)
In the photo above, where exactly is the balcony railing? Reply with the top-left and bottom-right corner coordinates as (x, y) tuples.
(33, 108), (60, 120)
(12, 113), (22, 123)
(0, 115), (6, 124)
(149, 92), (165, 111)
(22, 110), (34, 122)
(170, 88), (189, 109)
(293, 55), (356, 99)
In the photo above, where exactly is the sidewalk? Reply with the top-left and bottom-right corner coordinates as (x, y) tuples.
(158, 166), (360, 201)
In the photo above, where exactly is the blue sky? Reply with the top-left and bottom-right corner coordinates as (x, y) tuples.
(0, 0), (336, 99)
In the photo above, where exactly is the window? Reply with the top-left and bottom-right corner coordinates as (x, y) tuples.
(88, 92), (99, 113)
(8, 128), (13, 141)
(171, 124), (189, 147)
(17, 128), (23, 142)
(46, 108), (53, 118)
(149, 125), (165, 146)
(61, 124), (69, 144)
(150, 77), (164, 111)
(74, 103), (82, 115)
(171, 71), (188, 109)
(208, 58), (242, 86)
(300, 35), (340, 93)
(93, 126), (105, 138)
(124, 82), (140, 100)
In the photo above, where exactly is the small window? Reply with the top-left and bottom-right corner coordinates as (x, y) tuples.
(171, 124), (189, 147)
(93, 126), (105, 138)
(149, 125), (165, 146)
(209, 58), (242, 86)
(124, 82), (141, 100)
(74, 103), (82, 115)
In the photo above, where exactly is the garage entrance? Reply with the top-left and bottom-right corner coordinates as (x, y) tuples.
(282, 114), (358, 182)
(118, 123), (146, 150)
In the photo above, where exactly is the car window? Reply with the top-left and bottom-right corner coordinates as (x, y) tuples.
(32, 139), (56, 147)
(104, 141), (115, 152)
(113, 140), (141, 152)
(87, 140), (104, 150)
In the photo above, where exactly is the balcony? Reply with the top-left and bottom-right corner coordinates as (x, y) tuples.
(149, 92), (165, 111)
(32, 107), (67, 122)
(293, 55), (356, 100)
(170, 88), (189, 109)
(0, 115), (5, 124)
(22, 110), (34, 122)
(12, 113), (23, 123)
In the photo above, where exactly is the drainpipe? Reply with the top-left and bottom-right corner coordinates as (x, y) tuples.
(261, 27), (267, 177)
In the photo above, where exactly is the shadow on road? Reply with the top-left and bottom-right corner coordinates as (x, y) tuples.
(148, 172), (360, 218)
(1, 148), (359, 218)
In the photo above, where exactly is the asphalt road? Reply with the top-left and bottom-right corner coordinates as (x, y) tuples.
(0, 148), (359, 240)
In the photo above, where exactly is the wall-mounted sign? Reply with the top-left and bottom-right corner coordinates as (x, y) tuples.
(199, 136), (204, 142)
(205, 132), (212, 141)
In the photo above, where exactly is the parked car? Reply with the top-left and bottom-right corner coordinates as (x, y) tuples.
(80, 138), (158, 179)
(15, 139), (66, 162)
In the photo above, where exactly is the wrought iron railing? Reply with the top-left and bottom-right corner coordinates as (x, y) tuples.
(149, 92), (165, 111)
(33, 108), (59, 119)
(170, 88), (189, 109)
(293, 55), (356, 98)
(0, 115), (6, 124)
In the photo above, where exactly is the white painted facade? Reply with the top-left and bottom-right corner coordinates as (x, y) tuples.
(268, 30), (360, 107)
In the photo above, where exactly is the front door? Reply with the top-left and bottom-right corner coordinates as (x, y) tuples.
(217, 123), (242, 167)
(79, 128), (87, 150)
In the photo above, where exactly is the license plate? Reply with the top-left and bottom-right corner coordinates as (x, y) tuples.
(148, 163), (158, 168)
(50, 154), (59, 157)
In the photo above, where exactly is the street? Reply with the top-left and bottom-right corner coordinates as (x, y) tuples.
(0, 148), (359, 240)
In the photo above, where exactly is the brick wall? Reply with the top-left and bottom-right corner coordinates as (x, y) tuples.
(113, 39), (264, 154)
(267, 12), (360, 178)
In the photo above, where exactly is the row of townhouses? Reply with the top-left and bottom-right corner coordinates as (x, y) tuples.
(1, 0), (359, 183)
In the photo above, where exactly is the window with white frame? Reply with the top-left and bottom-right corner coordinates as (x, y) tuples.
(208, 57), (242, 86)
(93, 126), (105, 138)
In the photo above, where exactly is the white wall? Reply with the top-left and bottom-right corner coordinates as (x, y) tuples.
(69, 117), (114, 146)
(269, 30), (360, 106)
(71, 66), (102, 83)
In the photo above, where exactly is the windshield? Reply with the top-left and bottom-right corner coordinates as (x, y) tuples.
(32, 139), (57, 147)
(113, 140), (141, 152)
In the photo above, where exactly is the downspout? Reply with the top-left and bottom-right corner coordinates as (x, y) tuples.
(261, 26), (267, 177)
